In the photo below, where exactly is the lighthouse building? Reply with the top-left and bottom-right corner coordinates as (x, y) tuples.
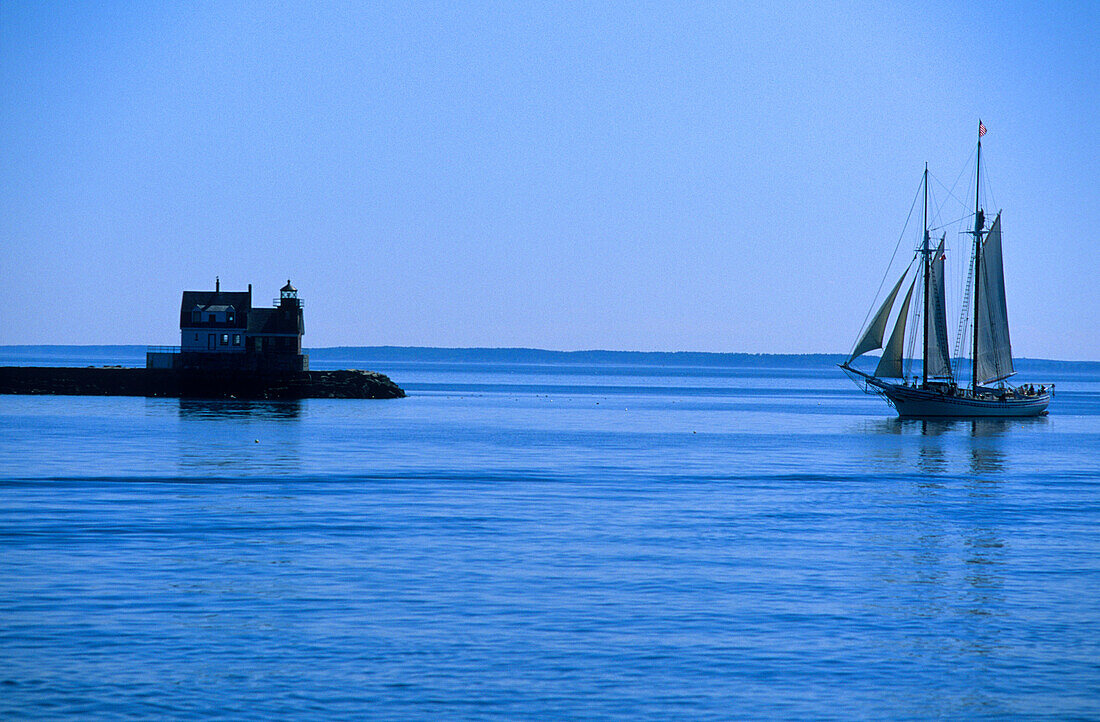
(148, 279), (307, 372)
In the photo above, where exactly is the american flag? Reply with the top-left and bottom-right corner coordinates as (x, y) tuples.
(978, 121), (987, 137)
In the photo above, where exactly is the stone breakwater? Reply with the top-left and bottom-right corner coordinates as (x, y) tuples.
(0, 367), (405, 400)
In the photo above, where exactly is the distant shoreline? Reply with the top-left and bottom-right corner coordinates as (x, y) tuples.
(0, 344), (1095, 367)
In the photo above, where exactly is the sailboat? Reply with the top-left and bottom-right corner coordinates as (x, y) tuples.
(839, 123), (1051, 417)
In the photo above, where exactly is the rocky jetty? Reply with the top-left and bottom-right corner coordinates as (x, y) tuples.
(0, 367), (404, 400)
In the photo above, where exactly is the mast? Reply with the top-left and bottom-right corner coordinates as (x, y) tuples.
(972, 121), (984, 391)
(921, 164), (930, 387)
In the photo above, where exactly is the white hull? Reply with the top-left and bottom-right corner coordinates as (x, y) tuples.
(882, 383), (1049, 418)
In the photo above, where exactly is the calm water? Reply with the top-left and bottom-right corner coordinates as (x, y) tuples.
(1, 349), (1099, 720)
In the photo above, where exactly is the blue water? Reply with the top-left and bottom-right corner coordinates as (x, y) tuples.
(2, 348), (1099, 720)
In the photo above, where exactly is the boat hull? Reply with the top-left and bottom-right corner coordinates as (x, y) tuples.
(882, 384), (1049, 418)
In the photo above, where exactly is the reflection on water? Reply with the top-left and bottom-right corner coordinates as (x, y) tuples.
(175, 399), (303, 473)
(858, 415), (1048, 437)
(854, 415), (1017, 666)
(865, 432), (1012, 681)
(854, 415), (1049, 475)
(176, 398), (304, 419)
(901, 519), (1008, 671)
(917, 439), (948, 474)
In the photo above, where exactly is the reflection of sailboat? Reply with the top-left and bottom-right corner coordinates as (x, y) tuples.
(840, 123), (1051, 417)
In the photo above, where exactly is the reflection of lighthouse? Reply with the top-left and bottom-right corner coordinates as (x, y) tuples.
(175, 398), (303, 474)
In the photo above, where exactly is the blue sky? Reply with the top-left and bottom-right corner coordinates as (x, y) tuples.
(1, 2), (1097, 357)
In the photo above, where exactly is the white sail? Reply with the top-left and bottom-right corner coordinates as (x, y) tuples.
(849, 271), (907, 363)
(875, 277), (916, 378)
(975, 214), (1015, 384)
(924, 235), (952, 378)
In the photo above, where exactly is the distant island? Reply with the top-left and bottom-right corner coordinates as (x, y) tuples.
(0, 280), (404, 400)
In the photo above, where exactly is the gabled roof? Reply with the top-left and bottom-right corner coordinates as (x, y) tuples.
(180, 291), (250, 328)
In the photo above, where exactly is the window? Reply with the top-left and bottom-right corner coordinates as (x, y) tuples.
(232, 334), (241, 346)
(221, 334), (229, 345)
(192, 310), (202, 323)
(227, 312), (235, 323)
(194, 334), (199, 341)
(208, 314), (216, 323)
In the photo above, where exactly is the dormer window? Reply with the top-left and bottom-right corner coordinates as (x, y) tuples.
(192, 308), (202, 323)
(208, 314), (216, 323)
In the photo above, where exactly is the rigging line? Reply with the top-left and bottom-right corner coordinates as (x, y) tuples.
(942, 145), (977, 213)
(930, 213), (973, 231)
(928, 171), (971, 224)
(981, 155), (997, 213)
(904, 271), (921, 379)
(850, 177), (924, 351)
(926, 181), (937, 238)
(926, 182), (948, 250)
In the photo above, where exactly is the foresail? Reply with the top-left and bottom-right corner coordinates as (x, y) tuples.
(924, 236), (952, 378)
(975, 214), (1015, 384)
(875, 277), (916, 378)
(849, 271), (907, 363)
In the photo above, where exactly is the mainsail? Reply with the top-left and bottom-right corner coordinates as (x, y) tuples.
(975, 213), (1014, 384)
(848, 272), (908, 363)
(924, 236), (952, 378)
(875, 278), (916, 378)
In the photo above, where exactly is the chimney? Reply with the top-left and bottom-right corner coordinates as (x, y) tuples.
(216, 276), (220, 292)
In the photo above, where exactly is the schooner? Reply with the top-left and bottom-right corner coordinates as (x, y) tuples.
(839, 123), (1051, 417)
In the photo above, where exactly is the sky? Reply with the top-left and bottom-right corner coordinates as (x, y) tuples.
(1, 1), (1097, 358)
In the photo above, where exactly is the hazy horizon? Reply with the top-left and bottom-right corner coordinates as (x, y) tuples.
(2, 343), (1096, 365)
